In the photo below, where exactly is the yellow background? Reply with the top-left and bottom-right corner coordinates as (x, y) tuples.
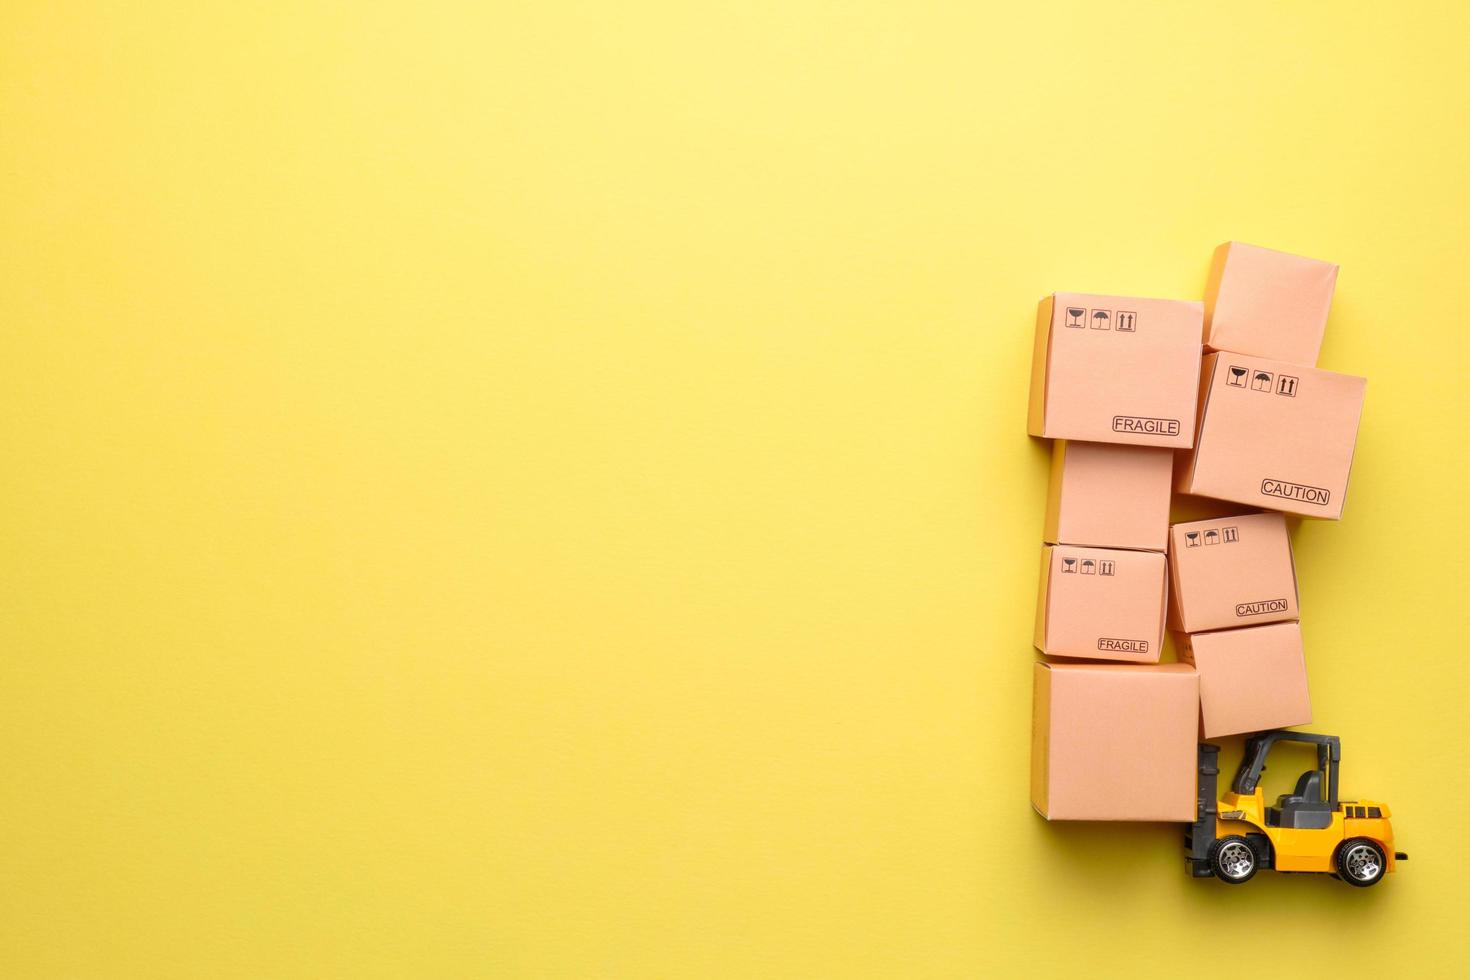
(3, 2), (1468, 976)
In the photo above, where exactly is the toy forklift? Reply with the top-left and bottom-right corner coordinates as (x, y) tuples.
(1186, 731), (1407, 886)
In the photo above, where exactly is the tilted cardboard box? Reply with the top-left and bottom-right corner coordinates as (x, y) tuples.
(1028, 292), (1203, 449)
(1204, 241), (1338, 366)
(1031, 661), (1199, 821)
(1179, 621), (1312, 739)
(1177, 352), (1366, 520)
(1034, 545), (1166, 663)
(1168, 512), (1299, 633)
(1044, 440), (1172, 552)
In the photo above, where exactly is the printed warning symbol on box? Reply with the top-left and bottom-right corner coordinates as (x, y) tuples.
(1098, 560), (1115, 576)
(1114, 311), (1137, 332)
(1080, 559), (1096, 574)
(1277, 375), (1299, 397)
(1222, 526), (1239, 543)
(1204, 530), (1221, 545)
(1185, 531), (1202, 548)
(1226, 365), (1249, 388)
(1251, 370), (1274, 392)
(1089, 309), (1112, 330)
(1064, 306), (1086, 328)
(1062, 557), (1077, 573)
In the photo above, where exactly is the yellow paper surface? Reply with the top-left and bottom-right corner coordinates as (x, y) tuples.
(3, 2), (1467, 976)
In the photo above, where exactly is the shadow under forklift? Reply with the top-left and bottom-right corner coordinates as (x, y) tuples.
(1187, 731), (1407, 886)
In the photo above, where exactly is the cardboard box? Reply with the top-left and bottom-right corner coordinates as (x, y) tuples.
(1044, 440), (1172, 552)
(1204, 241), (1338, 366)
(1168, 512), (1299, 633)
(1031, 661), (1199, 821)
(1179, 622), (1312, 739)
(1034, 545), (1166, 663)
(1177, 352), (1366, 520)
(1027, 292), (1203, 448)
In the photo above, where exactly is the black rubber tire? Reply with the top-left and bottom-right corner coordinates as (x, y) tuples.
(1336, 838), (1387, 887)
(1208, 835), (1257, 884)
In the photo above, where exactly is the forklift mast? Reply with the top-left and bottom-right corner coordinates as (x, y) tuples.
(1232, 731), (1340, 805)
(1185, 743), (1220, 877)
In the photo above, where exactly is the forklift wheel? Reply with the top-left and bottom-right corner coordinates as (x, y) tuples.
(1208, 836), (1257, 884)
(1336, 838), (1387, 887)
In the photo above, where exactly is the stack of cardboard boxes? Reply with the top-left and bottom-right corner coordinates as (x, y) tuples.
(1028, 243), (1367, 823)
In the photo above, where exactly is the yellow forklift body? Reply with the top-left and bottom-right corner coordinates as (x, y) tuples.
(1215, 789), (1399, 873)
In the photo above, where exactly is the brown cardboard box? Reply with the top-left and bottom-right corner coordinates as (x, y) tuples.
(1168, 513), (1299, 633)
(1031, 661), (1199, 821)
(1204, 241), (1338, 366)
(1044, 440), (1172, 552)
(1179, 622), (1312, 738)
(1177, 352), (1366, 520)
(1034, 545), (1166, 663)
(1027, 293), (1203, 449)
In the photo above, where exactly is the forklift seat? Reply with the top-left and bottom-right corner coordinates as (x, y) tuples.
(1268, 770), (1334, 830)
(1283, 770), (1323, 805)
